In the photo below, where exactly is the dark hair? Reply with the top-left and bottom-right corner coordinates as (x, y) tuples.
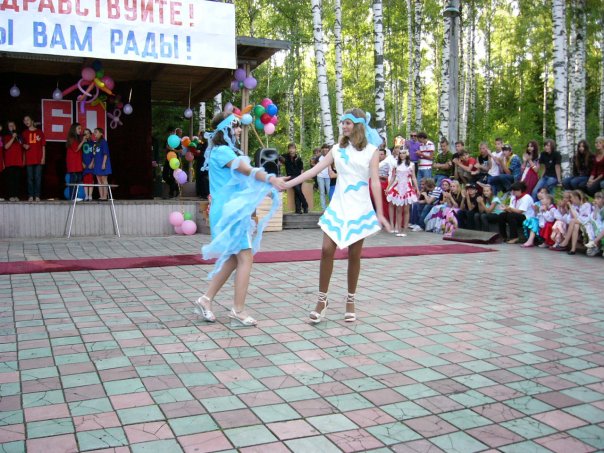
(339, 108), (368, 150)
(440, 138), (449, 145)
(574, 140), (591, 172)
(544, 139), (557, 153)
(287, 142), (296, 150)
(94, 127), (105, 137)
(417, 132), (428, 140)
(526, 140), (539, 160)
(66, 123), (80, 147)
(321, 143), (331, 150)
(510, 181), (527, 192)
(211, 112), (231, 147)
(423, 178), (436, 190)
(495, 137), (503, 143)
(397, 150), (410, 167)
(455, 141), (465, 147)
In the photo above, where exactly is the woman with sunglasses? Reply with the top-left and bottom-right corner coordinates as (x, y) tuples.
(285, 108), (390, 323)
(193, 112), (288, 328)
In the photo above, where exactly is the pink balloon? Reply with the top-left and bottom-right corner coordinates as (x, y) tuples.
(263, 123), (275, 135)
(269, 116), (279, 125)
(174, 225), (184, 234)
(181, 220), (197, 235)
(101, 76), (115, 91)
(185, 151), (194, 162)
(81, 67), (95, 81)
(169, 211), (184, 226)
(261, 98), (272, 108)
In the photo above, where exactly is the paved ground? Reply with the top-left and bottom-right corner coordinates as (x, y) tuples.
(0, 229), (603, 452)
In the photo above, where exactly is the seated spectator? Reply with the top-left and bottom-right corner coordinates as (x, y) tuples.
(475, 184), (503, 232)
(455, 183), (480, 230)
(586, 136), (604, 196)
(409, 178), (442, 231)
(455, 150), (478, 184)
(551, 190), (593, 255)
(474, 142), (491, 185)
(489, 144), (522, 195)
(451, 141), (464, 180)
(550, 190), (572, 248)
(424, 178), (456, 233)
(522, 193), (557, 248)
(520, 140), (540, 197)
(583, 192), (604, 257)
(532, 139), (561, 199)
(562, 140), (593, 191)
(432, 138), (453, 186)
(497, 181), (534, 244)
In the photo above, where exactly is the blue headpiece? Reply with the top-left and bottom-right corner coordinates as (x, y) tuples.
(339, 112), (383, 148)
(201, 113), (241, 170)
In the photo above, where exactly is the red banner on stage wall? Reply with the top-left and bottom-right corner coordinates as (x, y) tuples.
(41, 99), (73, 142)
(77, 103), (108, 138)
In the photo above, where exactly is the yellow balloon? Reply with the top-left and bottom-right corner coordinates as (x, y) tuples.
(169, 157), (180, 170)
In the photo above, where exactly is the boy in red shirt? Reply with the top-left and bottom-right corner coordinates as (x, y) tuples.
(22, 115), (46, 201)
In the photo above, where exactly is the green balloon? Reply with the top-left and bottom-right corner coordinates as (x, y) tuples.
(96, 70), (104, 78)
(253, 105), (265, 117)
(169, 157), (180, 170)
(184, 212), (192, 220)
(254, 118), (264, 130)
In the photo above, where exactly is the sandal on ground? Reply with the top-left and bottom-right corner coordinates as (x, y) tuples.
(549, 244), (567, 251)
(192, 295), (216, 322)
(344, 293), (356, 322)
(310, 292), (328, 324)
(228, 308), (257, 328)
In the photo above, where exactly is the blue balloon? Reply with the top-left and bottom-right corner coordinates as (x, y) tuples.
(64, 188), (70, 199)
(266, 104), (278, 116)
(254, 118), (264, 131)
(167, 134), (181, 149)
(241, 113), (253, 125)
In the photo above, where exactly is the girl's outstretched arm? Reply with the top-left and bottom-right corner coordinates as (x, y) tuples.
(369, 150), (391, 231)
(285, 151), (334, 188)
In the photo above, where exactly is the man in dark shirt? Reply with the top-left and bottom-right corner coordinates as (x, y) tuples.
(280, 143), (308, 214)
(532, 138), (562, 199)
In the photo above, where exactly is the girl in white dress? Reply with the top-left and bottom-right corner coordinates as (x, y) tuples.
(284, 108), (390, 323)
(386, 149), (419, 236)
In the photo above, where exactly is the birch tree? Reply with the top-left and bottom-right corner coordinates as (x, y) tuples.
(484, 0), (494, 115)
(213, 93), (222, 115)
(552, 0), (570, 175)
(311, 0), (335, 144)
(199, 102), (206, 132)
(600, 24), (604, 136)
(406, 0), (413, 135)
(460, 2), (475, 142)
(573, 0), (586, 145)
(439, 14), (451, 142)
(334, 0), (344, 123)
(413, 0), (423, 130)
(372, 0), (386, 138)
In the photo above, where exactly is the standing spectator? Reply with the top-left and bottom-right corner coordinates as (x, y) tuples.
(81, 128), (95, 201)
(65, 123), (85, 199)
(92, 128), (112, 201)
(562, 140), (593, 191)
(432, 138), (453, 186)
(489, 144), (522, 195)
(22, 115), (45, 201)
(317, 144), (331, 210)
(280, 143), (308, 214)
(195, 137), (209, 199)
(3, 120), (24, 201)
(586, 137), (604, 196)
(497, 181), (534, 244)
(407, 131), (420, 173)
(521, 140), (540, 196)
(416, 132), (434, 185)
(532, 139), (562, 199)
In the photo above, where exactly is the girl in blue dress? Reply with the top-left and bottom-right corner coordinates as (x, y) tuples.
(92, 127), (112, 200)
(194, 112), (288, 327)
(284, 108), (390, 324)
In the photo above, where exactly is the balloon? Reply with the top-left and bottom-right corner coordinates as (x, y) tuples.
(233, 107), (241, 115)
(169, 211), (184, 227)
(123, 104), (133, 115)
(174, 169), (187, 184)
(52, 88), (63, 100)
(243, 76), (257, 90)
(242, 105), (253, 114)
(174, 225), (184, 234)
(269, 115), (279, 125)
(224, 102), (233, 113)
(91, 60), (102, 71)
(181, 220), (197, 235)
(261, 98), (272, 108)
(181, 136), (191, 147)
(95, 70), (104, 78)
(184, 212), (193, 221)
(260, 113), (271, 125)
(166, 151), (177, 161)
(184, 107), (193, 119)
(169, 157), (180, 170)
(253, 105), (265, 117)
(9, 85), (20, 97)
(234, 68), (246, 82)
(180, 148), (188, 156)
(64, 188), (70, 200)
(264, 123), (275, 135)
(266, 104), (278, 116)
(230, 80), (240, 92)
(167, 134), (181, 149)
(185, 151), (194, 162)
(254, 118), (264, 131)
(101, 76), (115, 91)
(241, 113), (253, 125)
(81, 67), (95, 81)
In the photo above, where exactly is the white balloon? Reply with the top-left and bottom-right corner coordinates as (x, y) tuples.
(52, 88), (63, 100)
(123, 103), (133, 115)
(9, 85), (20, 97)
(184, 107), (193, 118)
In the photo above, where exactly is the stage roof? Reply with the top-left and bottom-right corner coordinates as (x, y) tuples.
(0, 36), (290, 105)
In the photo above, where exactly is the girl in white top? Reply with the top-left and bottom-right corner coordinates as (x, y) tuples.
(386, 149), (419, 235)
(552, 190), (593, 255)
(497, 181), (534, 244)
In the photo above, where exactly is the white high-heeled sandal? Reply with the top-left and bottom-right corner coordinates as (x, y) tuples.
(344, 293), (356, 322)
(309, 292), (328, 324)
(228, 308), (257, 328)
(192, 295), (216, 322)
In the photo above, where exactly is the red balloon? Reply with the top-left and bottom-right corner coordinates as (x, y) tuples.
(233, 107), (241, 115)
(260, 113), (271, 124)
(269, 116), (279, 125)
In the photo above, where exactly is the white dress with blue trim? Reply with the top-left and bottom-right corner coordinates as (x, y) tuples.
(319, 143), (381, 249)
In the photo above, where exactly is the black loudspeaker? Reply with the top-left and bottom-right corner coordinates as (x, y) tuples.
(255, 148), (280, 176)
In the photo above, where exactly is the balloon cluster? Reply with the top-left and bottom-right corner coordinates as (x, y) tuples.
(241, 98), (279, 135)
(230, 68), (257, 92)
(165, 134), (202, 186)
(169, 211), (197, 235)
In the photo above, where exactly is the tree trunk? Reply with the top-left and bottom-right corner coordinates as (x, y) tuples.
(373, 0), (386, 139)
(543, 59), (548, 140)
(568, 4), (578, 154)
(484, 0), (493, 116)
(199, 102), (206, 133)
(213, 93), (222, 115)
(406, 0), (413, 135)
(469, 9), (476, 128)
(439, 14), (451, 142)
(574, 0), (586, 145)
(296, 45), (305, 150)
(600, 17), (604, 136)
(413, 0), (423, 130)
(286, 51), (295, 143)
(334, 0), (344, 123)
(311, 0), (335, 144)
(552, 0), (570, 176)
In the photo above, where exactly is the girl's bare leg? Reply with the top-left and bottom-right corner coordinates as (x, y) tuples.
(403, 205), (410, 231)
(346, 239), (364, 316)
(315, 234), (337, 313)
(523, 231), (536, 246)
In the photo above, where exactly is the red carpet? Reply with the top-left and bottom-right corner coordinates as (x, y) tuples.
(0, 244), (494, 275)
